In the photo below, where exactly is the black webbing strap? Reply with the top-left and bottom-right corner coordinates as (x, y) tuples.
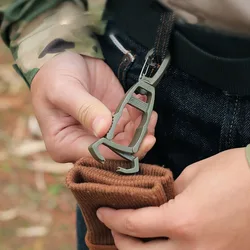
(106, 0), (250, 96)
(154, 12), (175, 64)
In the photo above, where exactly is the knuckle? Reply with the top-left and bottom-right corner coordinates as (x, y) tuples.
(179, 168), (193, 183)
(44, 138), (68, 163)
(48, 81), (63, 105)
(46, 74), (70, 105)
(124, 215), (137, 234)
(181, 165), (194, 177)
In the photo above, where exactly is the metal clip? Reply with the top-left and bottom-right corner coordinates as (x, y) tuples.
(88, 49), (171, 174)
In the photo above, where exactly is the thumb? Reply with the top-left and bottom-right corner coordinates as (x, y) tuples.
(97, 199), (182, 239)
(52, 80), (112, 137)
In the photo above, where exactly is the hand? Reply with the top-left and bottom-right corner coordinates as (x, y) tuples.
(31, 52), (157, 162)
(97, 148), (250, 250)
(158, 0), (250, 35)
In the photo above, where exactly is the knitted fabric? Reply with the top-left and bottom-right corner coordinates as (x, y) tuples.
(66, 157), (174, 250)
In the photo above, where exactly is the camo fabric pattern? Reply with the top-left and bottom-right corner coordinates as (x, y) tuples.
(1, 0), (250, 87)
(0, 0), (107, 87)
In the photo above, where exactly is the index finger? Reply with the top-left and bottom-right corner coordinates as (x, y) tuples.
(97, 205), (176, 238)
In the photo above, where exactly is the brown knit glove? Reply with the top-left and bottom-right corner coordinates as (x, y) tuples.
(66, 158), (174, 250)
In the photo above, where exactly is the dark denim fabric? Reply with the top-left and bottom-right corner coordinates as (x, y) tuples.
(76, 22), (250, 249)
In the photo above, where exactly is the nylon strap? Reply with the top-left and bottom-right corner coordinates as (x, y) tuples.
(154, 11), (175, 63)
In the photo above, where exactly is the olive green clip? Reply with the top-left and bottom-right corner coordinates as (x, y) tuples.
(88, 49), (171, 174)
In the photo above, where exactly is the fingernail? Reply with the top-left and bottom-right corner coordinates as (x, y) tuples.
(92, 117), (107, 137)
(96, 210), (103, 221)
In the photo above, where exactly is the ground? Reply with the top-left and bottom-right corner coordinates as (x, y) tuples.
(0, 40), (77, 250)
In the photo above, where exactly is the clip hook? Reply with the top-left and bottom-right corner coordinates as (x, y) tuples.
(88, 49), (171, 174)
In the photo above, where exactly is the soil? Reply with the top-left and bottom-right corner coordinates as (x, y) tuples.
(0, 41), (77, 250)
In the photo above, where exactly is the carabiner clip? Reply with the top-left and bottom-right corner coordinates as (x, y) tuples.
(88, 49), (171, 174)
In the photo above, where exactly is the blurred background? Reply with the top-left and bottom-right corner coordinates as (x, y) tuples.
(0, 38), (77, 249)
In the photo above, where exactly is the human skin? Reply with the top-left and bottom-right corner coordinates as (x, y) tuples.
(158, 0), (250, 35)
(97, 147), (250, 250)
(30, 51), (157, 163)
(31, 51), (250, 250)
